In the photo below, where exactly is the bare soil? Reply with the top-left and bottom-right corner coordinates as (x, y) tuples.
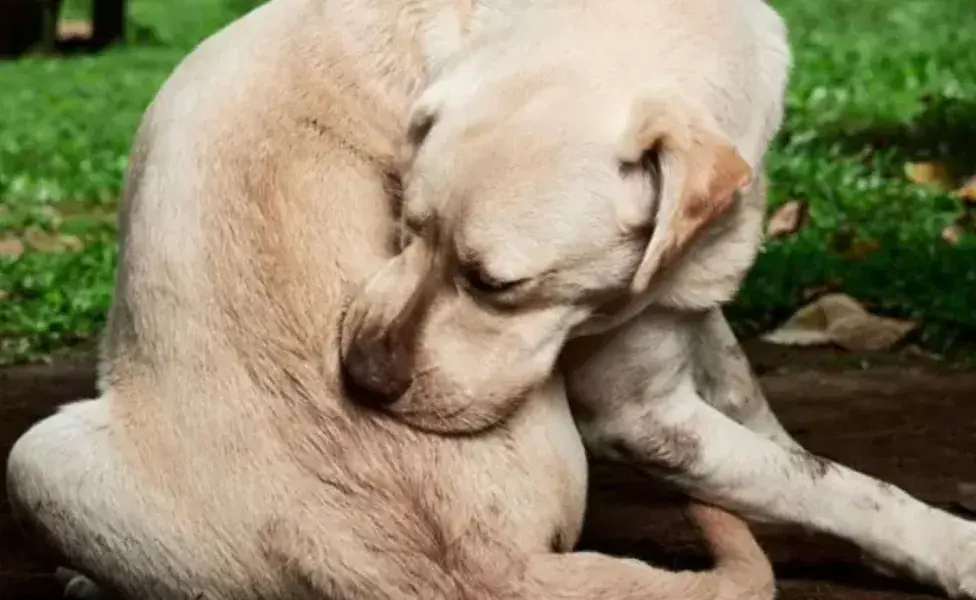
(1, 343), (974, 599)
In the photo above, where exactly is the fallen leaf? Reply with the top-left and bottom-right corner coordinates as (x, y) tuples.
(760, 295), (860, 346)
(766, 200), (808, 239)
(843, 238), (882, 260)
(905, 161), (952, 191)
(953, 175), (976, 204)
(810, 293), (868, 321)
(761, 293), (917, 351)
(942, 224), (964, 245)
(0, 238), (24, 258)
(829, 314), (917, 352)
(23, 230), (84, 253)
(760, 326), (834, 347)
(61, 234), (83, 251)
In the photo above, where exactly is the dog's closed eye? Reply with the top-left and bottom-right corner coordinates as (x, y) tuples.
(458, 262), (528, 295)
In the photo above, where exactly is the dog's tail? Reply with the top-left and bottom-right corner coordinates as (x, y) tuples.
(687, 502), (775, 598)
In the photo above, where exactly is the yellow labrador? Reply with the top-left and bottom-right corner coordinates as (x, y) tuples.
(5, 0), (772, 598)
(340, 0), (976, 597)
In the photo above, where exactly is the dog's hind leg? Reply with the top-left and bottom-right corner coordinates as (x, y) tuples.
(7, 399), (128, 599)
(6, 398), (206, 600)
(516, 504), (773, 600)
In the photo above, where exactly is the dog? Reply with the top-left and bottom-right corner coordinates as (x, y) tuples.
(338, 0), (976, 597)
(5, 0), (775, 598)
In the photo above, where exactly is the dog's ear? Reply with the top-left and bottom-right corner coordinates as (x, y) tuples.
(615, 92), (752, 294)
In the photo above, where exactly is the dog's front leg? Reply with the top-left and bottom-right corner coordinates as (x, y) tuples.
(581, 381), (976, 598)
(692, 309), (799, 449)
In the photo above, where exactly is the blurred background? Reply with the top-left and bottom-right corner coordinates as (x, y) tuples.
(0, 0), (974, 367)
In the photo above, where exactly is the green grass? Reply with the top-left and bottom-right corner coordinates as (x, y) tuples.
(730, 0), (976, 356)
(0, 0), (266, 362)
(1, 0), (975, 365)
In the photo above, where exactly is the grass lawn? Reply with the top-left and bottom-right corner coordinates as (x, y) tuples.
(1, 0), (975, 365)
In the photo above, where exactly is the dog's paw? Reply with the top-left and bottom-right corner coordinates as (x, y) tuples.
(942, 523), (976, 599)
(953, 536), (976, 599)
(55, 567), (108, 600)
(860, 518), (976, 599)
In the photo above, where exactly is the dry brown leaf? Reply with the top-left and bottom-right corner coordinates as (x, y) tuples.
(942, 224), (964, 245)
(61, 234), (83, 252)
(843, 239), (882, 260)
(953, 175), (976, 204)
(761, 293), (916, 351)
(759, 295), (855, 346)
(828, 314), (917, 352)
(905, 161), (952, 190)
(0, 238), (24, 258)
(760, 326), (834, 347)
(23, 230), (84, 253)
(766, 200), (808, 239)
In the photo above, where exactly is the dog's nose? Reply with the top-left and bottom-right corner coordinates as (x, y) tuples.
(341, 337), (411, 406)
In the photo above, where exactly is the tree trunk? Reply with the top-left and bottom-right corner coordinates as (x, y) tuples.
(92, 0), (125, 47)
(0, 0), (62, 58)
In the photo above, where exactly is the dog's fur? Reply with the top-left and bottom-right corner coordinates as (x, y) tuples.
(5, 0), (775, 599)
(340, 0), (976, 597)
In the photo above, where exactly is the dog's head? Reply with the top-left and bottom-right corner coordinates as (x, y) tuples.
(340, 55), (753, 434)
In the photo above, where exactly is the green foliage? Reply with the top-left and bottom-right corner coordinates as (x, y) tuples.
(1, 0), (975, 364)
(729, 0), (976, 356)
(0, 0), (251, 363)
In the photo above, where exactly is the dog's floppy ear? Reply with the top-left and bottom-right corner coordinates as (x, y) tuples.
(616, 92), (752, 294)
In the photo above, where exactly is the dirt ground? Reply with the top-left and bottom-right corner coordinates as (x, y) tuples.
(1, 343), (974, 599)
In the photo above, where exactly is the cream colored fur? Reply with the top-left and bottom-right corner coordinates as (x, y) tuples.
(5, 0), (774, 599)
(340, 0), (976, 597)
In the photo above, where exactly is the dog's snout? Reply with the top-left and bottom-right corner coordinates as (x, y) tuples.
(341, 335), (412, 405)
